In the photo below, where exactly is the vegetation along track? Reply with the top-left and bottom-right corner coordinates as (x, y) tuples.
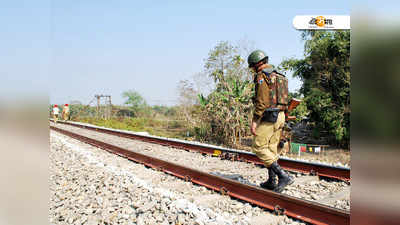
(49, 124), (350, 224)
(50, 124), (349, 225)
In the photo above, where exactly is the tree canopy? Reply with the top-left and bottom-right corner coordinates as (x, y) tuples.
(122, 90), (147, 116)
(281, 31), (350, 147)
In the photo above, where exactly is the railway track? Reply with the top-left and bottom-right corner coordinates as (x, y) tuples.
(51, 120), (350, 182)
(50, 123), (350, 225)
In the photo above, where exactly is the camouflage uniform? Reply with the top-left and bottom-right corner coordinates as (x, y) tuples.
(252, 67), (286, 167)
(248, 49), (294, 193)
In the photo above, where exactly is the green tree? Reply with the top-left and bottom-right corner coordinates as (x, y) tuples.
(280, 31), (350, 147)
(122, 90), (147, 116)
(196, 41), (254, 147)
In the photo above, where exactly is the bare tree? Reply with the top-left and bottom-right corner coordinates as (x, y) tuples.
(237, 37), (256, 59)
(176, 80), (198, 126)
(192, 72), (214, 97)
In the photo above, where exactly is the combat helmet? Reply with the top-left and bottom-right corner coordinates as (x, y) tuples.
(247, 50), (268, 68)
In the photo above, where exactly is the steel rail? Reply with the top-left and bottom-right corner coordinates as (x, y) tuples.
(51, 120), (350, 182)
(51, 125), (350, 225)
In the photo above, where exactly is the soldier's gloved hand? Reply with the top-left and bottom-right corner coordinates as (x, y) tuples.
(251, 121), (257, 136)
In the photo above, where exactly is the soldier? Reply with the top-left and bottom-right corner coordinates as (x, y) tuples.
(53, 104), (60, 123)
(247, 50), (294, 193)
(62, 104), (70, 121)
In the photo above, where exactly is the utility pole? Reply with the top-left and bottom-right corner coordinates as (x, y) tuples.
(95, 94), (112, 119)
(96, 95), (100, 118)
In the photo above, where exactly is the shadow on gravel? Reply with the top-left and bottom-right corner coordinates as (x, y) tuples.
(209, 172), (258, 187)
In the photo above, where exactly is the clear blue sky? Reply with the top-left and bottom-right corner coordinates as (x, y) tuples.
(1, 0), (351, 106)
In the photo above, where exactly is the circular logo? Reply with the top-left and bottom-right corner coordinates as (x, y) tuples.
(315, 16), (325, 27)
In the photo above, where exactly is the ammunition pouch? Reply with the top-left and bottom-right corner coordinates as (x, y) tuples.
(261, 108), (281, 123)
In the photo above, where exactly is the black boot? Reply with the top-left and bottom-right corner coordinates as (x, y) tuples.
(260, 167), (277, 190)
(270, 161), (294, 193)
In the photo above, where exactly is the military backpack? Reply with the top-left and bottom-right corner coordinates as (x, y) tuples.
(262, 68), (289, 110)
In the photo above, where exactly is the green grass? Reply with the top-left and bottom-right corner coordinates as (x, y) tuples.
(76, 117), (189, 139)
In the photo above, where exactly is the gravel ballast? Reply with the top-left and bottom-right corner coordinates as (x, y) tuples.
(50, 131), (309, 225)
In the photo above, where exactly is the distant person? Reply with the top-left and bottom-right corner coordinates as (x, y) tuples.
(247, 50), (294, 193)
(62, 104), (70, 121)
(53, 104), (59, 123)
